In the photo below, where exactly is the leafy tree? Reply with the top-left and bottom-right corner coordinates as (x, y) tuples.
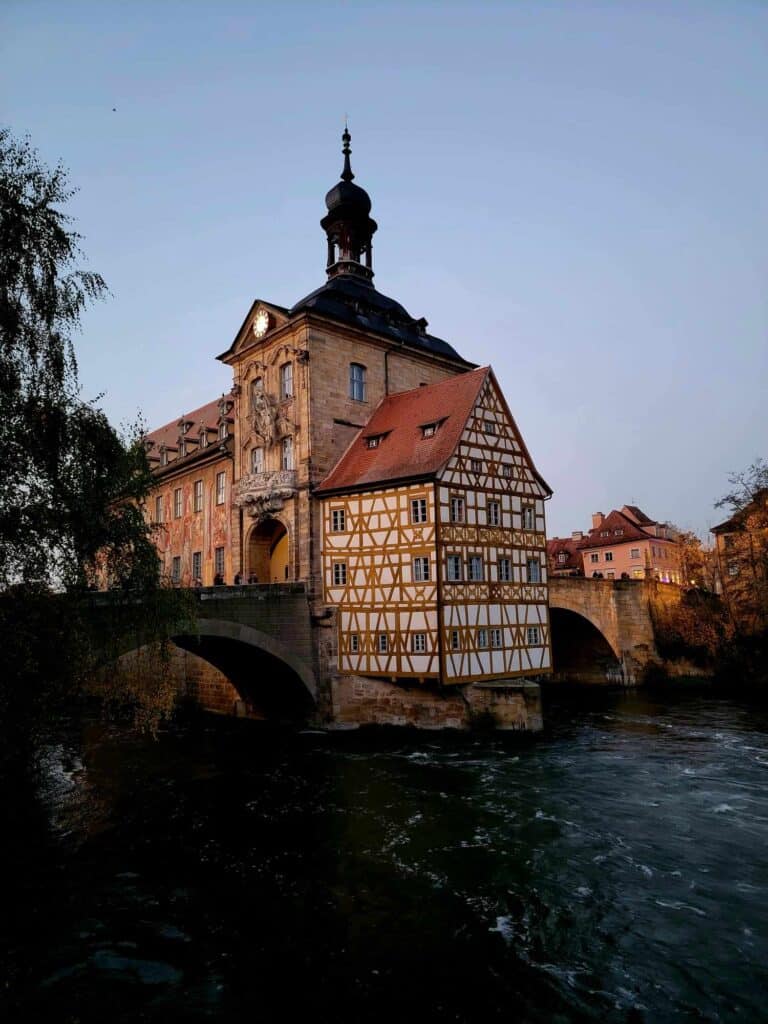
(0, 129), (184, 757)
(714, 458), (768, 636)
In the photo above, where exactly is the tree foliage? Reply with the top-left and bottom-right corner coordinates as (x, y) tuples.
(0, 129), (188, 753)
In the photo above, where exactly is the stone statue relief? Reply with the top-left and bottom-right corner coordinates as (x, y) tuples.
(249, 378), (276, 444)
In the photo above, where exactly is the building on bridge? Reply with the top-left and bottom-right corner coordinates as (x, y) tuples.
(138, 129), (552, 714)
(548, 505), (681, 583)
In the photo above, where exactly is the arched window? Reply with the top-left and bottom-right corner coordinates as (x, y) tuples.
(349, 363), (366, 402)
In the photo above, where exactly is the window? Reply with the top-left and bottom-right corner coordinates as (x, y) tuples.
(421, 423), (437, 438)
(728, 561), (739, 577)
(331, 508), (346, 532)
(192, 551), (202, 582)
(350, 634), (360, 653)
(219, 421), (228, 440)
(501, 464), (512, 479)
(526, 626), (540, 645)
(280, 362), (293, 399)
(471, 458), (482, 473)
(614, 529), (624, 536)
(477, 628), (488, 649)
(366, 435), (381, 449)
(154, 495), (163, 523)
(487, 501), (500, 526)
(468, 555), (484, 581)
(160, 448), (168, 466)
(601, 530), (610, 538)
(590, 553), (599, 564)
(450, 495), (465, 523)
(199, 431), (208, 448)
(214, 547), (225, 577)
(179, 439), (187, 457)
(333, 562), (347, 585)
(604, 552), (614, 562)
(446, 554), (463, 581)
(171, 556), (181, 583)
(281, 436), (293, 470)
(216, 472), (226, 505)
(378, 633), (389, 653)
(522, 506), (534, 530)
(526, 558), (541, 583)
(193, 479), (203, 513)
(606, 571), (615, 579)
(485, 420), (496, 435)
(490, 628), (502, 649)
(349, 363), (366, 401)
(411, 497), (428, 523)
(630, 548), (640, 559)
(412, 633), (427, 653)
(174, 487), (183, 518)
(251, 447), (264, 474)
(450, 630), (460, 650)
(557, 552), (567, 563)
(499, 558), (512, 582)
(632, 568), (644, 579)
(412, 556), (430, 582)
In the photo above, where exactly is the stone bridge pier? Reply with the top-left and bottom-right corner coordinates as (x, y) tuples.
(548, 578), (676, 685)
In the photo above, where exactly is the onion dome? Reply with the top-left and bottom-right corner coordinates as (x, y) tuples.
(321, 127), (377, 282)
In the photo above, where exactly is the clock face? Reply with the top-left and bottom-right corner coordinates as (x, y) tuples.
(253, 310), (270, 338)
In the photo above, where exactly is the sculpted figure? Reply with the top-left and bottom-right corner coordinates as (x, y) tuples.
(250, 378), (275, 445)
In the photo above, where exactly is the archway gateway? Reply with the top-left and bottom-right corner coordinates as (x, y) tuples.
(247, 519), (289, 584)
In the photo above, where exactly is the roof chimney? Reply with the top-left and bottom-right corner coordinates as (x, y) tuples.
(592, 513), (605, 530)
(572, 530), (583, 541)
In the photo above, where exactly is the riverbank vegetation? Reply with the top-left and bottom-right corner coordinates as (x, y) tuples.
(0, 129), (187, 765)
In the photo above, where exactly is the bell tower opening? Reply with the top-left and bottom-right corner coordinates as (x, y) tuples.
(247, 519), (290, 584)
(321, 126), (377, 283)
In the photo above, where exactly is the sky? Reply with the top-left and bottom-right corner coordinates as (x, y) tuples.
(3, 0), (766, 540)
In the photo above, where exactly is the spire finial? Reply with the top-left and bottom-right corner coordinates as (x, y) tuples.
(341, 122), (354, 182)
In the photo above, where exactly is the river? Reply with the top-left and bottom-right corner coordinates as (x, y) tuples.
(3, 687), (768, 1023)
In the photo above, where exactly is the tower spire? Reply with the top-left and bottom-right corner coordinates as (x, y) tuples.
(341, 125), (354, 182)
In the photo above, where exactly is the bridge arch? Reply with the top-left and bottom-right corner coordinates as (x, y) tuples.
(547, 589), (621, 661)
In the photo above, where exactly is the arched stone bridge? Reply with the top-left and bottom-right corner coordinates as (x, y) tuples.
(89, 583), (324, 720)
(548, 577), (677, 684)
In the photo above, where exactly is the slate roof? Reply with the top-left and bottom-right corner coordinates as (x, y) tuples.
(289, 276), (472, 364)
(315, 367), (490, 494)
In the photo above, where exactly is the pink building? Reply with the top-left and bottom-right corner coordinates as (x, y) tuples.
(577, 505), (681, 583)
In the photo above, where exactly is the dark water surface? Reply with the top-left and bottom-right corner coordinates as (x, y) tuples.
(4, 688), (768, 1023)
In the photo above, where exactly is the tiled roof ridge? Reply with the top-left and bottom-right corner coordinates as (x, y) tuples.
(577, 508), (652, 549)
(145, 391), (235, 445)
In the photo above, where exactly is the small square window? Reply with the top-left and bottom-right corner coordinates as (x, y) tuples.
(471, 458), (482, 473)
(446, 554), (462, 581)
(366, 436), (380, 449)
(630, 548), (640, 559)
(421, 423), (436, 438)
(412, 556), (430, 582)
(468, 555), (484, 581)
(526, 626), (540, 645)
(410, 498), (428, 524)
(333, 562), (347, 586)
(526, 558), (541, 583)
(501, 464), (512, 479)
(485, 420), (496, 435)
(590, 553), (599, 564)
(412, 633), (427, 653)
(605, 552), (614, 562)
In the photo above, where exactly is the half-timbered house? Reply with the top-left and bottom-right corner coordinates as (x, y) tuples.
(316, 366), (553, 685)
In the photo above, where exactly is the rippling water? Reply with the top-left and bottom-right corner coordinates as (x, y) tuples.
(4, 688), (768, 1023)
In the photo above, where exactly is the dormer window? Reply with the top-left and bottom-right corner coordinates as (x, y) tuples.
(179, 439), (187, 457)
(614, 528), (624, 536)
(199, 431), (208, 449)
(366, 435), (383, 449)
(219, 422), (228, 441)
(160, 448), (168, 466)
(421, 423), (437, 439)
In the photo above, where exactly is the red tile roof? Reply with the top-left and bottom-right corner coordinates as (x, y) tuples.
(577, 508), (656, 550)
(621, 504), (657, 527)
(547, 536), (582, 570)
(144, 395), (232, 451)
(316, 368), (490, 494)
